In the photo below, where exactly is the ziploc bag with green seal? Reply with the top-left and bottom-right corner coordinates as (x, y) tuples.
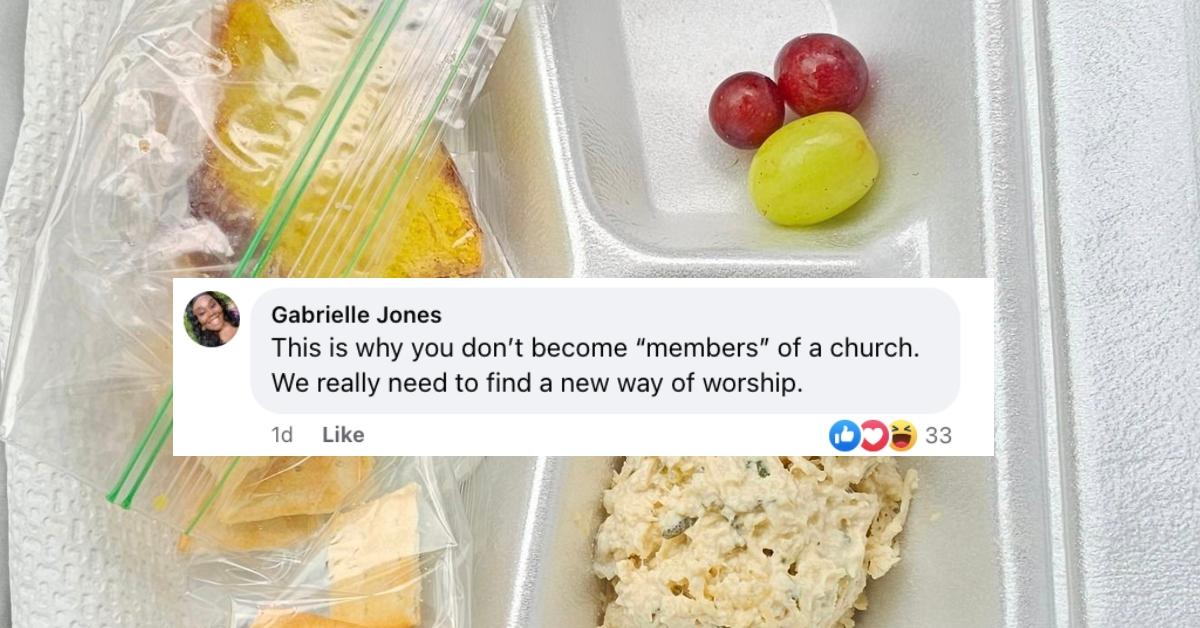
(184, 457), (473, 627)
(0, 0), (520, 536)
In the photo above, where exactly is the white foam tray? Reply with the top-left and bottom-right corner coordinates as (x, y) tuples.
(3, 0), (1198, 626)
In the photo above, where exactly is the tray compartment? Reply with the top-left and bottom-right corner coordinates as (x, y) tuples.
(464, 0), (1057, 624)
(466, 457), (1005, 627)
(473, 0), (993, 277)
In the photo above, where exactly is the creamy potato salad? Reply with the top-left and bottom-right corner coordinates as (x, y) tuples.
(594, 457), (916, 628)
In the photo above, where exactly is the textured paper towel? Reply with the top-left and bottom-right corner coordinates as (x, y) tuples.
(2, 1), (193, 626)
(7, 450), (188, 627)
(0, 0), (121, 364)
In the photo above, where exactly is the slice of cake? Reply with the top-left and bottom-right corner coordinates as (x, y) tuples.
(190, 0), (483, 278)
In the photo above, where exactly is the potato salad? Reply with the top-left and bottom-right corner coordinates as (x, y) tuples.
(595, 457), (916, 628)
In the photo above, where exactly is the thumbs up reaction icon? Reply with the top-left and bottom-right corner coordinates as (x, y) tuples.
(828, 420), (862, 452)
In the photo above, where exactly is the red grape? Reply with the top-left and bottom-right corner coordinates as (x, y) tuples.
(774, 34), (869, 116)
(708, 72), (786, 149)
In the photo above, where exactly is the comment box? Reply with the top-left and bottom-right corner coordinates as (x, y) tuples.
(173, 278), (993, 456)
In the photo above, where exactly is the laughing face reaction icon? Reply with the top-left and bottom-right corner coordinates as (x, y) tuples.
(889, 420), (916, 451)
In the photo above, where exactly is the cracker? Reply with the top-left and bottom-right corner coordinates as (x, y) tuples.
(216, 457), (374, 525)
(327, 484), (422, 627)
(187, 513), (326, 553)
(250, 610), (363, 628)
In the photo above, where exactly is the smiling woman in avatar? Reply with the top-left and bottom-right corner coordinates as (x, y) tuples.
(186, 291), (239, 347)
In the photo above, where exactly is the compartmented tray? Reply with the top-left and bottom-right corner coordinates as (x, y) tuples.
(7, 0), (1200, 625)
(462, 0), (1058, 626)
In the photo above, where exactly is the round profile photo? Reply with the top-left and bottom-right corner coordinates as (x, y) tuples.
(184, 291), (240, 347)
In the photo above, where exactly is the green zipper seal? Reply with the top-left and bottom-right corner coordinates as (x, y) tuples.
(120, 421), (173, 509)
(342, 0), (497, 276)
(121, 0), (501, 536)
(107, 0), (407, 508)
(249, 0), (415, 279)
(105, 390), (172, 503)
(181, 0), (421, 531)
(184, 456), (241, 535)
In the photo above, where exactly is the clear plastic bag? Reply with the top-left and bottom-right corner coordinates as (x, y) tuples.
(185, 457), (473, 628)
(0, 0), (520, 530)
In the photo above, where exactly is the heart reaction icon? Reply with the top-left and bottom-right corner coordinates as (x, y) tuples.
(859, 420), (889, 452)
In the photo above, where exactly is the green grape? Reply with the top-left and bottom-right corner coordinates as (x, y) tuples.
(748, 111), (879, 226)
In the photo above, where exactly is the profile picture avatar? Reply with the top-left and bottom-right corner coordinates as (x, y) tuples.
(184, 291), (240, 347)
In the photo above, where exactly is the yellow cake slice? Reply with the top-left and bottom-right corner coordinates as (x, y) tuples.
(190, 0), (483, 277)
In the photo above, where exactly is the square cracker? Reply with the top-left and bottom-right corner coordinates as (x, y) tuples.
(250, 610), (363, 628)
(327, 484), (422, 627)
(185, 513), (326, 553)
(216, 457), (374, 525)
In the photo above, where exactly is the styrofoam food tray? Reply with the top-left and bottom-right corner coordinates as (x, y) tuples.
(463, 0), (1051, 625)
(6, 0), (1200, 626)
